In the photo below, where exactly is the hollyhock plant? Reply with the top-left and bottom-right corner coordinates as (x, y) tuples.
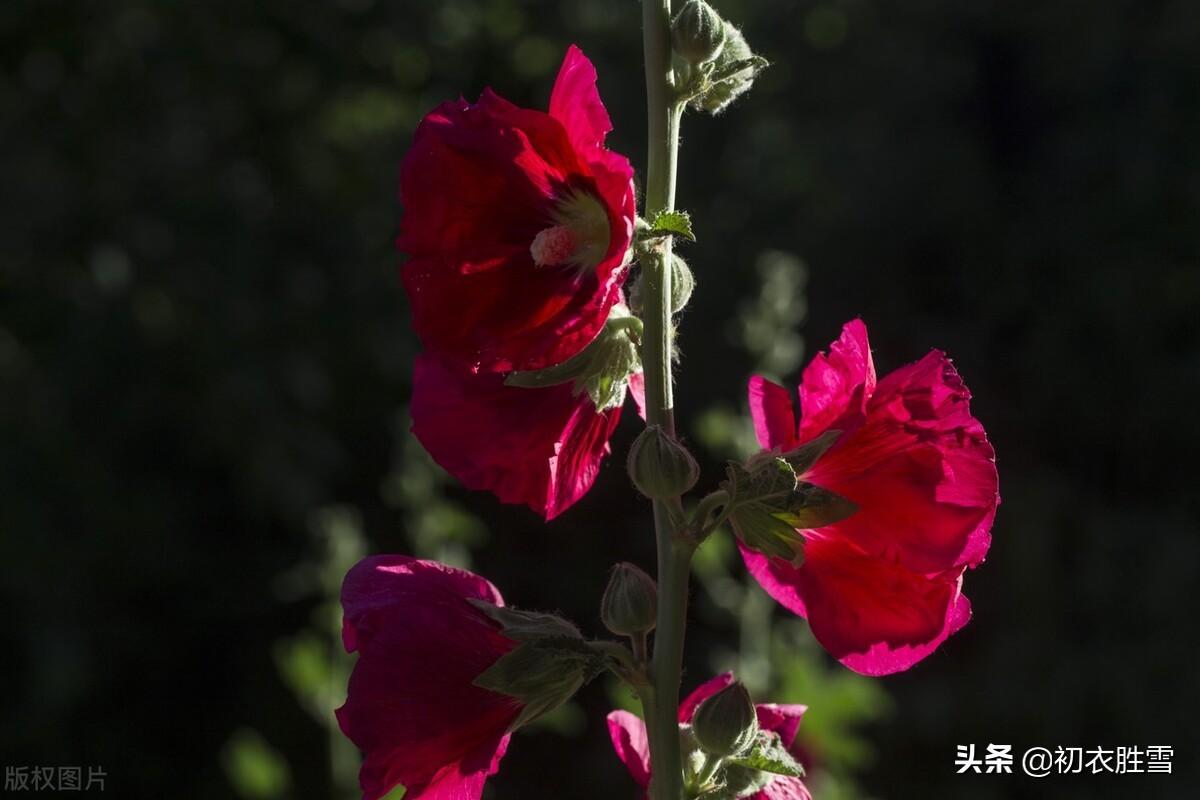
(336, 555), (519, 800)
(608, 673), (811, 800)
(356, 3), (1002, 797)
(738, 319), (1000, 675)
(399, 44), (637, 374)
(409, 352), (643, 520)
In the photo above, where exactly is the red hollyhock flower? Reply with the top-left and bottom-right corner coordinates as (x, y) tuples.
(608, 673), (811, 800)
(399, 45), (636, 374)
(336, 555), (520, 800)
(410, 353), (643, 521)
(740, 319), (999, 675)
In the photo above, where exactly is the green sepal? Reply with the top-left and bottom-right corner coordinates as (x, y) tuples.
(726, 731), (806, 778)
(775, 482), (857, 531)
(472, 637), (606, 732)
(721, 450), (856, 565)
(780, 429), (841, 475)
(468, 600), (583, 642)
(505, 305), (642, 411)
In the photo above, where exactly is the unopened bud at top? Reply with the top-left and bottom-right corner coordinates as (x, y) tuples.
(691, 680), (759, 757)
(672, 0), (728, 66)
(600, 562), (658, 637)
(627, 425), (700, 499)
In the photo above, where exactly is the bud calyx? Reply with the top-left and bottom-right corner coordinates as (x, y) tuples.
(628, 425), (701, 499)
(691, 680), (759, 758)
(600, 562), (658, 637)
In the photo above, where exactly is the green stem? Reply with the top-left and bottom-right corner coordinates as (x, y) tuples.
(642, 6), (692, 800)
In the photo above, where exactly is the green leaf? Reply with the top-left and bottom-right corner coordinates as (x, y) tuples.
(650, 209), (696, 241)
(727, 732), (806, 778)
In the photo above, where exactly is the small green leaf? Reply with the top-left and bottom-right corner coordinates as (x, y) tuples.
(727, 732), (806, 778)
(650, 210), (696, 241)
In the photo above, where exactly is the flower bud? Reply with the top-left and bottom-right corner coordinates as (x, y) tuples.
(670, 254), (695, 313)
(672, 0), (727, 66)
(691, 680), (759, 757)
(627, 425), (700, 499)
(600, 562), (658, 637)
(691, 26), (767, 115)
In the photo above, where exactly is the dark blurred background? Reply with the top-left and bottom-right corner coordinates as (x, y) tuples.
(2, 1), (1197, 798)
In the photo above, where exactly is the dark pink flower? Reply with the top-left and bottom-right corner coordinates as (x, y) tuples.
(410, 353), (641, 520)
(740, 319), (999, 675)
(336, 555), (520, 800)
(608, 673), (811, 800)
(399, 45), (636, 374)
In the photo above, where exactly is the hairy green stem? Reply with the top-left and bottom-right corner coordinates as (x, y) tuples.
(641, 2), (692, 799)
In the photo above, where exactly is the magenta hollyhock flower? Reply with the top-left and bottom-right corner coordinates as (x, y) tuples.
(608, 673), (811, 800)
(399, 44), (636, 374)
(410, 353), (643, 521)
(740, 319), (999, 675)
(336, 555), (520, 800)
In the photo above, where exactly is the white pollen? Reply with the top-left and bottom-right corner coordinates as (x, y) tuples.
(530, 225), (576, 267)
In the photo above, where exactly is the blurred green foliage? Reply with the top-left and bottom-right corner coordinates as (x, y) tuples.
(2, 1), (1197, 799)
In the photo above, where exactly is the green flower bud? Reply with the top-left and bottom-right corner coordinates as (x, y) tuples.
(600, 562), (658, 637)
(691, 680), (759, 758)
(691, 25), (768, 115)
(672, 0), (727, 66)
(670, 254), (695, 313)
(627, 425), (700, 499)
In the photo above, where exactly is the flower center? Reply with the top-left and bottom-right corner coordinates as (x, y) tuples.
(529, 189), (611, 273)
(530, 226), (577, 267)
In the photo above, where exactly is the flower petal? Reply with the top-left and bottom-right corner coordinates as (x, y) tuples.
(549, 44), (614, 154)
(748, 376), (799, 450)
(808, 350), (999, 573)
(740, 537), (970, 676)
(797, 319), (875, 443)
(410, 355), (622, 520)
(755, 704), (807, 749)
(755, 775), (813, 800)
(607, 710), (652, 789)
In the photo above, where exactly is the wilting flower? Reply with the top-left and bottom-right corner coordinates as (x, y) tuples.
(608, 673), (811, 800)
(336, 555), (519, 800)
(399, 44), (636, 374)
(410, 353), (642, 521)
(739, 319), (999, 675)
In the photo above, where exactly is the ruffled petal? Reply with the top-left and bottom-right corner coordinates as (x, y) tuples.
(748, 376), (799, 450)
(678, 672), (736, 722)
(548, 45), (613, 154)
(797, 319), (876, 443)
(606, 711), (652, 789)
(410, 354), (622, 520)
(740, 537), (971, 676)
(808, 350), (999, 573)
